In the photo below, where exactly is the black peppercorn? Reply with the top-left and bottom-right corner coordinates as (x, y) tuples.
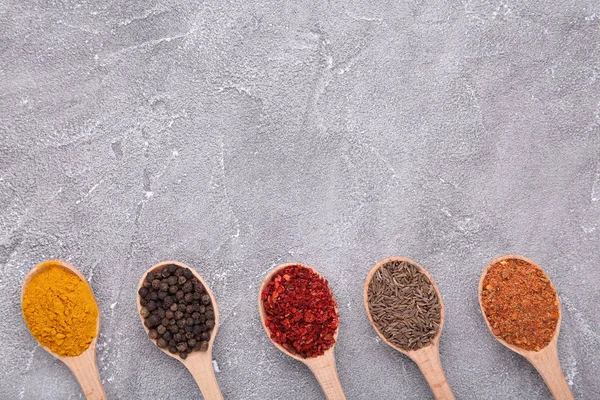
(170, 303), (178, 312)
(167, 264), (177, 274)
(146, 273), (155, 282)
(169, 346), (177, 354)
(157, 338), (167, 348)
(148, 330), (158, 339)
(138, 287), (149, 297)
(183, 282), (193, 293)
(167, 276), (178, 285)
(205, 320), (215, 329)
(169, 285), (178, 294)
(152, 279), (161, 289)
(201, 332), (210, 341)
(201, 295), (210, 305)
(157, 291), (167, 300)
(146, 301), (157, 311)
(159, 282), (169, 292)
(184, 293), (194, 303)
(161, 269), (171, 278)
(179, 352), (187, 359)
(182, 268), (193, 279)
(162, 331), (172, 341)
(176, 342), (188, 352)
(146, 314), (161, 328)
(165, 310), (174, 319)
(157, 325), (167, 335)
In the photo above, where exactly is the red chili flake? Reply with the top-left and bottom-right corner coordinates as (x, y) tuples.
(261, 265), (339, 358)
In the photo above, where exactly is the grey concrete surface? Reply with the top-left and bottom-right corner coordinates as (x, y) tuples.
(1, 0), (599, 399)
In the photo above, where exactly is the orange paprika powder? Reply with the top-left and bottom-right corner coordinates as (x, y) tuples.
(481, 258), (559, 351)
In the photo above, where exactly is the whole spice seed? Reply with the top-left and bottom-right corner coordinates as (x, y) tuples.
(261, 265), (339, 358)
(139, 264), (215, 359)
(481, 258), (559, 351)
(367, 260), (441, 351)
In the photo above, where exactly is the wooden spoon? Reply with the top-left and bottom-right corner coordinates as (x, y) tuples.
(258, 262), (346, 400)
(364, 257), (455, 400)
(478, 254), (574, 400)
(21, 260), (106, 400)
(137, 261), (223, 400)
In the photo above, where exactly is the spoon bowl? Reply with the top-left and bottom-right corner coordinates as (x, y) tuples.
(21, 260), (106, 400)
(258, 262), (346, 400)
(478, 254), (574, 400)
(137, 261), (223, 400)
(364, 256), (454, 400)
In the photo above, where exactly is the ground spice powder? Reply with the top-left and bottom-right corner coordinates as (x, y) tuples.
(22, 262), (98, 357)
(261, 265), (339, 358)
(481, 258), (559, 351)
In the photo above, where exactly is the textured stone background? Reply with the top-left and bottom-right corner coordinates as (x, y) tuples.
(1, 0), (599, 399)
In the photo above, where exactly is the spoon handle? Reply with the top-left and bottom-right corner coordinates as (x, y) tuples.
(63, 349), (107, 400)
(306, 351), (347, 400)
(410, 344), (455, 400)
(527, 345), (574, 400)
(185, 352), (224, 400)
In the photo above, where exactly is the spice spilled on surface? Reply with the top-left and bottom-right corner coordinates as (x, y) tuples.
(261, 265), (339, 358)
(367, 260), (441, 351)
(22, 261), (99, 357)
(481, 258), (559, 351)
(139, 264), (215, 360)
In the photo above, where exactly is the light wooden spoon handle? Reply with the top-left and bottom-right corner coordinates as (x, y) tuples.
(63, 349), (106, 400)
(185, 352), (224, 400)
(410, 344), (455, 400)
(526, 345), (574, 400)
(305, 351), (346, 400)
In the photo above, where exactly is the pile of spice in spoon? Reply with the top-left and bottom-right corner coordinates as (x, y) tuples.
(367, 260), (441, 351)
(22, 261), (99, 357)
(261, 265), (339, 358)
(138, 264), (215, 359)
(480, 258), (559, 351)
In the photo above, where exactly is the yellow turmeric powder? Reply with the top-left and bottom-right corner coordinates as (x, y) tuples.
(22, 261), (99, 357)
